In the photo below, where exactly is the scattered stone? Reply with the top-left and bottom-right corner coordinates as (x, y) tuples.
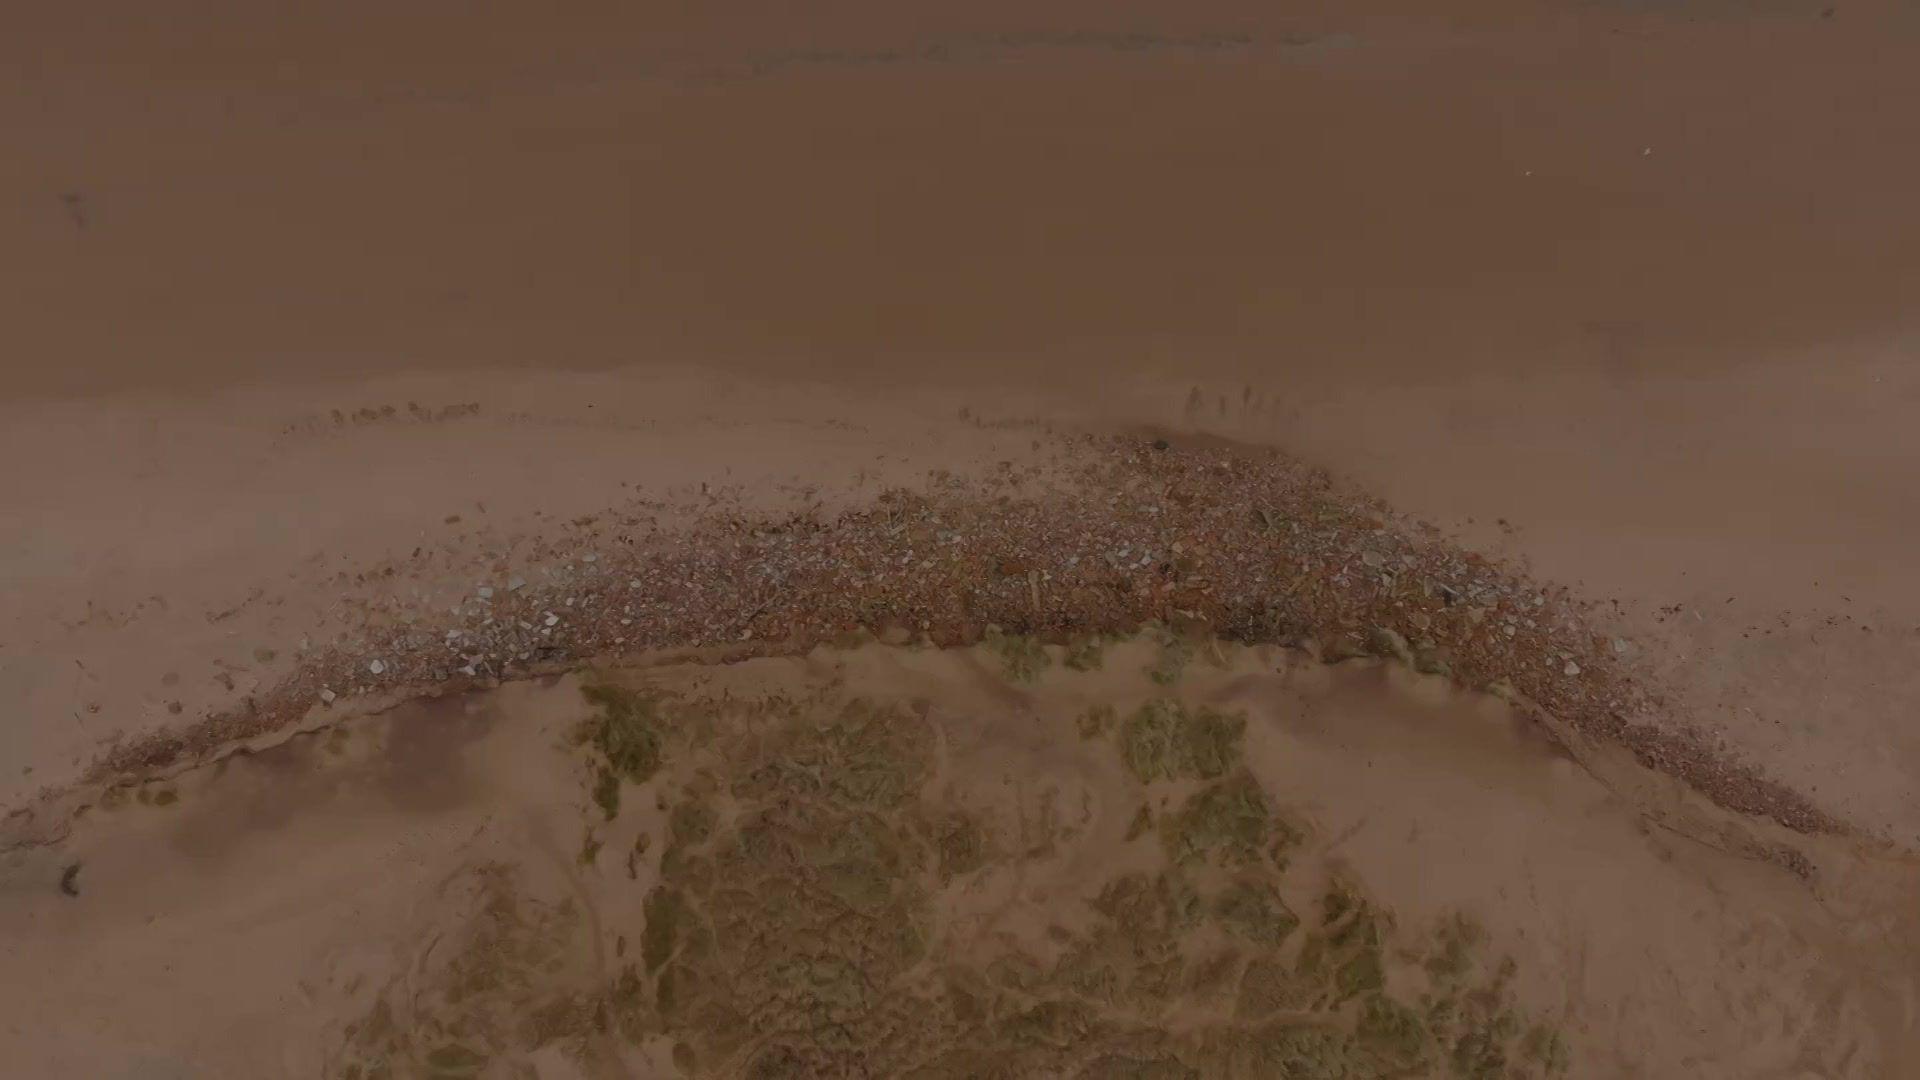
(368, 659), (386, 675)
(319, 688), (337, 704)
(508, 576), (527, 592)
(477, 586), (494, 600)
(1564, 661), (1582, 677)
(1370, 626), (1415, 664)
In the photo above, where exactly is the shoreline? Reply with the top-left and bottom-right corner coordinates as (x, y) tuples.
(7, 434), (1842, 867)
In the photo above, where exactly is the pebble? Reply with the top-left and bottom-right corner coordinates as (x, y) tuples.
(477, 586), (494, 600)
(508, 577), (527, 592)
(544, 613), (560, 627)
(1564, 661), (1582, 676)
(367, 659), (386, 675)
(319, 688), (337, 704)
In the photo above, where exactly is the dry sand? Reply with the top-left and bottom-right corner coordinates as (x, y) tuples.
(5, 1), (1920, 1076)
(6, 644), (1916, 1076)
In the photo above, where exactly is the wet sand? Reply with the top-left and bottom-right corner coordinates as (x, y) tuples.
(5, 1), (1920, 1075)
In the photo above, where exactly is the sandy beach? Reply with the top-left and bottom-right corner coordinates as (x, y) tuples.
(4, 2), (1920, 1076)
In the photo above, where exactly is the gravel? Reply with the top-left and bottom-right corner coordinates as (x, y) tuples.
(78, 435), (1840, 843)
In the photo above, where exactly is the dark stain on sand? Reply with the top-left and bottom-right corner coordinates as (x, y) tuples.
(377, 692), (497, 812)
(165, 692), (497, 861)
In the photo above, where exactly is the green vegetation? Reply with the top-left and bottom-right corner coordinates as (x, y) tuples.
(579, 683), (665, 785)
(333, 670), (1571, 1078)
(1163, 772), (1272, 865)
(1064, 634), (1109, 671)
(1115, 700), (1244, 782)
(985, 626), (1053, 683)
(1147, 633), (1195, 685)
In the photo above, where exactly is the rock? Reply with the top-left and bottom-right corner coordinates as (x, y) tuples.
(508, 576), (527, 592)
(544, 613), (560, 627)
(1564, 661), (1582, 676)
(319, 688), (337, 704)
(477, 586), (494, 600)
(1319, 635), (1371, 664)
(368, 659), (386, 675)
(1369, 626), (1416, 664)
